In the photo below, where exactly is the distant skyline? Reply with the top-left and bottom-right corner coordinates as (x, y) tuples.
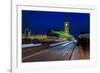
(22, 10), (90, 37)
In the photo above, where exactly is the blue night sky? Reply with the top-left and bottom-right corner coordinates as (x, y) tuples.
(22, 10), (90, 37)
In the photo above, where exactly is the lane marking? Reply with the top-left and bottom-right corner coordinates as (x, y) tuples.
(22, 43), (41, 48)
(22, 49), (50, 60)
(62, 41), (74, 47)
(49, 41), (68, 47)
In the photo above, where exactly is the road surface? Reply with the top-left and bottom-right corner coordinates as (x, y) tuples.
(22, 41), (76, 62)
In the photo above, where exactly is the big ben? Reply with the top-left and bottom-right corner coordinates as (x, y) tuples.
(64, 18), (69, 33)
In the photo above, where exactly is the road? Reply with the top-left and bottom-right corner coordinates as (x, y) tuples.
(22, 41), (76, 62)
